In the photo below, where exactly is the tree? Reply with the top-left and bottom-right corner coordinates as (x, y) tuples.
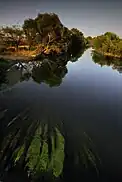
(22, 13), (86, 54)
(35, 13), (63, 44)
(92, 32), (122, 58)
(23, 19), (37, 49)
(2, 25), (24, 50)
(69, 28), (85, 56)
(104, 32), (119, 41)
(23, 13), (63, 47)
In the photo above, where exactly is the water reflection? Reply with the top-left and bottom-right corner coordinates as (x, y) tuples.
(70, 46), (86, 62)
(0, 48), (102, 181)
(92, 51), (122, 73)
(1, 49), (122, 181)
(0, 109), (100, 182)
(0, 59), (9, 90)
(32, 60), (68, 87)
(0, 48), (85, 90)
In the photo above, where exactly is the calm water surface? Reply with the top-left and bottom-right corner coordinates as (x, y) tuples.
(0, 49), (122, 181)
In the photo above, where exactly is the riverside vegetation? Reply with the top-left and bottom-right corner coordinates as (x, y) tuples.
(0, 13), (121, 62)
(0, 13), (86, 61)
(86, 32), (122, 59)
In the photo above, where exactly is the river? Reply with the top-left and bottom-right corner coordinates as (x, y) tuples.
(0, 49), (122, 181)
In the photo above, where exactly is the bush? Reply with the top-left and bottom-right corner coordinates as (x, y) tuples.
(30, 46), (36, 51)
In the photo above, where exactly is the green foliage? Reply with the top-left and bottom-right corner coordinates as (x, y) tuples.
(23, 13), (63, 46)
(22, 13), (86, 51)
(92, 32), (122, 58)
(24, 126), (64, 178)
(0, 13), (86, 55)
(104, 32), (119, 41)
(0, 114), (100, 181)
(23, 18), (37, 48)
(68, 28), (85, 57)
(1, 25), (24, 49)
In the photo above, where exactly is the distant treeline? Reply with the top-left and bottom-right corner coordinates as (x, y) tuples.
(86, 32), (122, 58)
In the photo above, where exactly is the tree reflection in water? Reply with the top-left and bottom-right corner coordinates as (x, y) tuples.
(32, 60), (68, 87)
(0, 59), (10, 90)
(0, 47), (85, 90)
(92, 51), (122, 74)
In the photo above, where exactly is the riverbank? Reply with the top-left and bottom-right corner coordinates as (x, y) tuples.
(0, 43), (69, 62)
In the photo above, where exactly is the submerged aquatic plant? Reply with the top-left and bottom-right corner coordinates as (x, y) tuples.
(0, 109), (100, 181)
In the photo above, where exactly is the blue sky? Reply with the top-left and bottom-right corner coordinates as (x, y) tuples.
(0, 0), (122, 37)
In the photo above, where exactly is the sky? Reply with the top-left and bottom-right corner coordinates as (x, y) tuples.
(0, 0), (122, 37)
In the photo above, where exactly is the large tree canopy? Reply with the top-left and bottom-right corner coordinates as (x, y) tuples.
(23, 13), (63, 46)
(0, 13), (86, 56)
(22, 13), (85, 49)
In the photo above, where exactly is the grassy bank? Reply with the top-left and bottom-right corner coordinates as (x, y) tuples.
(0, 43), (69, 61)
